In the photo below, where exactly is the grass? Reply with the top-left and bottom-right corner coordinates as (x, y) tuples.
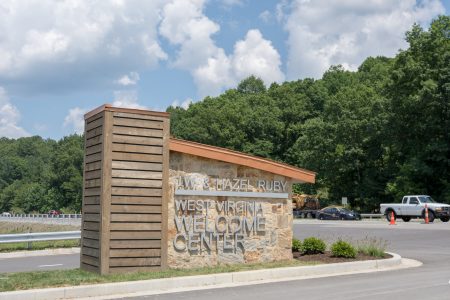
(356, 236), (388, 258)
(0, 260), (318, 292)
(0, 222), (80, 252)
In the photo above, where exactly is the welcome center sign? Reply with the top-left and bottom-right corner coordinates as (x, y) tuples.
(80, 105), (315, 274)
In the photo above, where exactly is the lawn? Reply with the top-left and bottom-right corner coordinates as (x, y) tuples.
(0, 260), (318, 292)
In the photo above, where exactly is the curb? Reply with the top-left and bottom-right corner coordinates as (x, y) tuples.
(0, 253), (413, 300)
(0, 248), (80, 259)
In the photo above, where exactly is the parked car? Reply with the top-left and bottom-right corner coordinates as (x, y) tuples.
(316, 206), (361, 220)
(48, 210), (61, 216)
(380, 195), (450, 222)
(1, 212), (11, 216)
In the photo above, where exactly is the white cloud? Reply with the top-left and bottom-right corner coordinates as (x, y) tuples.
(259, 10), (271, 23)
(0, 87), (30, 138)
(0, 1), (167, 91)
(116, 72), (140, 86)
(112, 90), (146, 109)
(159, 0), (284, 97)
(232, 30), (284, 85)
(63, 107), (86, 134)
(285, 0), (445, 79)
(171, 98), (193, 109)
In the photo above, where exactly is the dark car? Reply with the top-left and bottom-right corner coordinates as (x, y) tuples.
(48, 210), (61, 216)
(316, 206), (361, 220)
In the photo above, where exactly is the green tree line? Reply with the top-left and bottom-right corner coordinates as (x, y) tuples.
(0, 16), (448, 213)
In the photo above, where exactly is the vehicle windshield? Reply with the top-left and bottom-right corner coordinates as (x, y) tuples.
(418, 196), (435, 203)
(339, 208), (352, 213)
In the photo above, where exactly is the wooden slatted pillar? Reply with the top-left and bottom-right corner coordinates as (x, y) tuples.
(81, 104), (170, 274)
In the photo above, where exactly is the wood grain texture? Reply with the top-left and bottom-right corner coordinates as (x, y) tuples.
(83, 247), (100, 258)
(82, 230), (100, 240)
(112, 169), (162, 179)
(111, 161), (162, 171)
(83, 222), (100, 231)
(86, 127), (103, 139)
(112, 143), (163, 154)
(110, 213), (162, 222)
(113, 111), (167, 122)
(110, 196), (162, 205)
(112, 135), (163, 146)
(83, 205), (100, 213)
(86, 117), (103, 131)
(109, 249), (161, 257)
(111, 187), (162, 197)
(85, 170), (102, 180)
(83, 238), (100, 249)
(85, 161), (102, 172)
(110, 205), (161, 213)
(85, 135), (102, 147)
(113, 117), (164, 129)
(109, 257), (161, 267)
(160, 117), (170, 269)
(109, 223), (161, 231)
(100, 110), (113, 275)
(81, 262), (99, 272)
(110, 231), (161, 240)
(109, 240), (161, 249)
(111, 178), (162, 188)
(82, 255), (100, 267)
(113, 126), (163, 138)
(111, 152), (162, 163)
(83, 196), (100, 205)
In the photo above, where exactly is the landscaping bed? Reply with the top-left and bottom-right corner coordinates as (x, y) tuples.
(293, 251), (391, 264)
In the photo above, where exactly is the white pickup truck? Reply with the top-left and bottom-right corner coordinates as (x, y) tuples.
(380, 195), (450, 223)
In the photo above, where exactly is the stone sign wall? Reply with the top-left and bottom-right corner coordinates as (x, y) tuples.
(167, 152), (293, 268)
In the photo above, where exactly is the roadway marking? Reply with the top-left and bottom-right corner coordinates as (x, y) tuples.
(38, 264), (63, 268)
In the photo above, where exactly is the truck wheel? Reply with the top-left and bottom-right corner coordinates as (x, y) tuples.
(386, 210), (396, 222)
(401, 217), (411, 222)
(422, 210), (435, 223)
(440, 217), (449, 222)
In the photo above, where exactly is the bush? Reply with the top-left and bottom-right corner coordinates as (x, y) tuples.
(357, 237), (387, 258)
(292, 238), (302, 252)
(301, 237), (326, 255)
(331, 240), (357, 258)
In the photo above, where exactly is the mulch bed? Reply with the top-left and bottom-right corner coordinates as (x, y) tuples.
(293, 251), (392, 264)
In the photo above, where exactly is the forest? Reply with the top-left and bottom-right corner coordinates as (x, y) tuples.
(0, 16), (449, 213)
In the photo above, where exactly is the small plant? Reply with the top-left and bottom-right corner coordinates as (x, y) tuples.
(356, 237), (387, 258)
(331, 240), (356, 258)
(292, 238), (302, 252)
(301, 237), (326, 255)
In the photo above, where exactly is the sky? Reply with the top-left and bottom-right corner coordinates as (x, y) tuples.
(0, 0), (448, 139)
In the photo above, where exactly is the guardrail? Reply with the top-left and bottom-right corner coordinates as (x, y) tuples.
(0, 231), (81, 249)
(0, 213), (81, 219)
(361, 213), (383, 219)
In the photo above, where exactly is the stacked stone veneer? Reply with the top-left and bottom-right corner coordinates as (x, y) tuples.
(167, 152), (293, 269)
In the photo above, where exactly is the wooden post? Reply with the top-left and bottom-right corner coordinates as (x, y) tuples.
(81, 105), (170, 274)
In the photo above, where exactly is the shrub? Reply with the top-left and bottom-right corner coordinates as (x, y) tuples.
(301, 237), (326, 255)
(357, 237), (387, 258)
(331, 240), (357, 258)
(292, 238), (302, 252)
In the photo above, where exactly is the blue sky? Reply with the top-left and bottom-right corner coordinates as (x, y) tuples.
(0, 0), (448, 139)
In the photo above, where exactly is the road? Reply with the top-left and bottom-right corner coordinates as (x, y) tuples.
(0, 253), (79, 273)
(121, 220), (450, 300)
(1, 220), (449, 299)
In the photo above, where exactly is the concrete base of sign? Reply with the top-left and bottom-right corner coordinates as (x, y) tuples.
(0, 253), (422, 300)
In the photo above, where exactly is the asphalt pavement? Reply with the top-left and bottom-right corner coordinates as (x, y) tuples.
(1, 219), (449, 300)
(0, 253), (79, 273)
(120, 219), (450, 300)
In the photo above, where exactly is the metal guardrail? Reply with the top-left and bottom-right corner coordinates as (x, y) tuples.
(0, 213), (81, 219)
(0, 231), (81, 244)
(361, 213), (383, 219)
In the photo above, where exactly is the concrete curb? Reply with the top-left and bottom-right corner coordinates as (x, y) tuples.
(0, 253), (415, 300)
(0, 248), (80, 259)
